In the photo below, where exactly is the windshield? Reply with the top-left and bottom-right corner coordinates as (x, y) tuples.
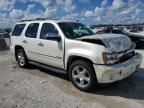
(58, 22), (94, 39)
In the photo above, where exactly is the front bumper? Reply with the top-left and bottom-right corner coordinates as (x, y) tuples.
(93, 53), (142, 83)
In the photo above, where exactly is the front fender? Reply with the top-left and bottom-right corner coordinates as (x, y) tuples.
(64, 39), (106, 69)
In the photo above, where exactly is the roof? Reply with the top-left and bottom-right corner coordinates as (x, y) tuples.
(18, 18), (77, 24)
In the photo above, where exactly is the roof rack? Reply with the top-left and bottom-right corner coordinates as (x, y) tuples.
(20, 19), (34, 22)
(20, 18), (59, 22)
(35, 18), (59, 20)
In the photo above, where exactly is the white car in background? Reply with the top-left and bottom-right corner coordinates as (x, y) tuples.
(10, 19), (142, 91)
(91, 28), (102, 33)
(128, 31), (144, 37)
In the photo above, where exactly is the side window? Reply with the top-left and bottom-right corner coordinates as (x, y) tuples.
(11, 24), (26, 36)
(40, 23), (58, 39)
(25, 23), (39, 38)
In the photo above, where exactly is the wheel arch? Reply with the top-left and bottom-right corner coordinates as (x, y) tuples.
(66, 55), (93, 72)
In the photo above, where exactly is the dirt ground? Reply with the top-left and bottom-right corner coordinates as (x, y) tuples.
(0, 50), (144, 108)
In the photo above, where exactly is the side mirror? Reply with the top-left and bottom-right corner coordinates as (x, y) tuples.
(42, 33), (61, 42)
(46, 36), (61, 42)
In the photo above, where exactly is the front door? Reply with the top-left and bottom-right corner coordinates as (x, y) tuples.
(35, 23), (64, 69)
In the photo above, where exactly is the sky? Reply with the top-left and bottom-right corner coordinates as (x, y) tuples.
(0, 0), (144, 26)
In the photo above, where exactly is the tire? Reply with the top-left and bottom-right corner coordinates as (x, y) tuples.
(69, 60), (97, 91)
(16, 49), (28, 68)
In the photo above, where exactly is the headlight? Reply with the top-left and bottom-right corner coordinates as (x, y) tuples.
(102, 52), (119, 64)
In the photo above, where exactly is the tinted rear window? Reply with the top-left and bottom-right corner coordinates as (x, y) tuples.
(11, 24), (26, 36)
(25, 23), (39, 38)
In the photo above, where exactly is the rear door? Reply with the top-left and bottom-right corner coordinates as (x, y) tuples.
(22, 23), (40, 61)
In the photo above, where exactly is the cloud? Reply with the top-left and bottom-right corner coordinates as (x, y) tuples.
(84, 7), (105, 18)
(94, 7), (105, 16)
(9, 3), (58, 22)
(84, 11), (94, 17)
(30, 0), (54, 8)
(0, 0), (16, 11)
(28, 0), (76, 13)
(56, 0), (76, 13)
(83, 0), (144, 24)
(61, 12), (79, 20)
(111, 0), (125, 10)
(101, 0), (108, 7)
(26, 4), (36, 14)
(43, 7), (57, 18)
(0, 0), (144, 25)
(9, 4), (38, 22)
(64, 0), (76, 12)
(10, 9), (25, 19)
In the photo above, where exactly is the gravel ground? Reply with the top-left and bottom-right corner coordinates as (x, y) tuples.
(0, 50), (144, 108)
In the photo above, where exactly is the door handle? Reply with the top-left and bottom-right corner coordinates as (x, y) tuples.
(38, 42), (44, 46)
(23, 40), (27, 43)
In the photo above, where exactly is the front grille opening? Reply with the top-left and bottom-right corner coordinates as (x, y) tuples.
(118, 51), (135, 63)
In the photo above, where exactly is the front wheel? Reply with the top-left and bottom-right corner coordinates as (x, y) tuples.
(69, 60), (97, 91)
(16, 49), (28, 68)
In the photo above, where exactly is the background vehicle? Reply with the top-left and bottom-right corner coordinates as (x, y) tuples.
(0, 37), (7, 50)
(0, 29), (10, 38)
(96, 28), (144, 49)
(10, 19), (142, 91)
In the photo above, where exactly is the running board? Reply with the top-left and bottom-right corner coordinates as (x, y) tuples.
(29, 61), (66, 74)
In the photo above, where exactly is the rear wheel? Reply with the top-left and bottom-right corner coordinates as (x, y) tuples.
(69, 60), (97, 91)
(16, 49), (28, 68)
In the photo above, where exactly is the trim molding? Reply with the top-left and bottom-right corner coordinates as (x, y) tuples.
(28, 51), (62, 59)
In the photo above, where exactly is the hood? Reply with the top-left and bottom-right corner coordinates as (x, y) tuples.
(78, 34), (132, 52)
